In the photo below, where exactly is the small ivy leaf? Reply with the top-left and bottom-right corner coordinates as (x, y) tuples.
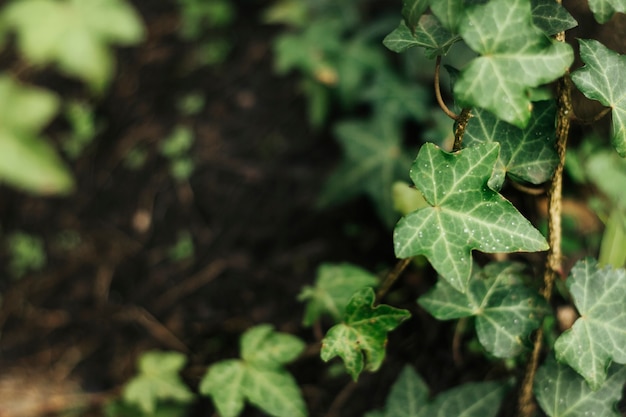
(317, 117), (414, 228)
(401, 0), (429, 33)
(554, 258), (626, 389)
(393, 142), (549, 292)
(299, 263), (379, 326)
(199, 360), (246, 417)
(243, 364), (307, 417)
(383, 17), (460, 58)
(464, 100), (559, 190)
(571, 39), (626, 157)
(240, 324), (305, 367)
(455, 0), (574, 128)
(587, 0), (626, 23)
(430, 0), (464, 33)
(320, 288), (410, 380)
(0, 76), (74, 195)
(535, 355), (626, 416)
(367, 365), (508, 417)
(530, 0), (578, 35)
(419, 262), (550, 357)
(123, 351), (194, 414)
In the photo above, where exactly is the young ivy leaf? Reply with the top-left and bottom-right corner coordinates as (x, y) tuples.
(365, 365), (508, 417)
(419, 262), (550, 357)
(393, 142), (549, 292)
(554, 258), (626, 390)
(383, 16), (460, 58)
(535, 355), (626, 417)
(320, 288), (410, 381)
(530, 0), (578, 36)
(299, 263), (379, 326)
(401, 0), (429, 33)
(587, 0), (626, 23)
(464, 100), (559, 191)
(200, 324), (307, 417)
(454, 0), (573, 128)
(571, 39), (626, 157)
(122, 351), (194, 414)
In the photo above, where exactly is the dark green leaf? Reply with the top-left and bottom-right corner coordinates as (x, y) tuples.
(554, 258), (626, 389)
(401, 0), (429, 32)
(383, 17), (459, 58)
(419, 262), (549, 357)
(394, 143), (549, 292)
(530, 0), (578, 35)
(431, 0), (464, 32)
(321, 288), (410, 380)
(571, 39), (626, 157)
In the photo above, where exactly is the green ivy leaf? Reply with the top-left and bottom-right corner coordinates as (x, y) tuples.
(587, 0), (626, 23)
(320, 288), (410, 380)
(393, 142), (549, 292)
(366, 365), (508, 417)
(361, 72), (430, 124)
(554, 258), (626, 389)
(3, 0), (145, 91)
(0, 75), (74, 195)
(464, 100), (559, 190)
(401, 0), (429, 33)
(317, 117), (414, 228)
(571, 39), (626, 157)
(530, 0), (578, 35)
(383, 17), (460, 58)
(299, 263), (379, 326)
(454, 0), (573, 127)
(200, 325), (307, 417)
(535, 355), (626, 416)
(123, 351), (194, 414)
(419, 262), (550, 357)
(430, 0), (464, 33)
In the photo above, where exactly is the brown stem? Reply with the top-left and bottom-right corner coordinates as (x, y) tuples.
(453, 108), (472, 152)
(376, 257), (412, 303)
(435, 55), (459, 120)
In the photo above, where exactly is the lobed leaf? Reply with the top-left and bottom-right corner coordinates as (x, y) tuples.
(419, 262), (549, 357)
(299, 263), (379, 326)
(430, 0), (464, 33)
(383, 16), (460, 58)
(454, 0), (573, 127)
(393, 143), (549, 292)
(530, 0), (578, 35)
(240, 324), (305, 367)
(199, 360), (246, 417)
(243, 365), (307, 417)
(571, 39), (626, 157)
(464, 100), (559, 190)
(535, 355), (626, 416)
(587, 0), (626, 23)
(320, 288), (410, 380)
(554, 258), (626, 389)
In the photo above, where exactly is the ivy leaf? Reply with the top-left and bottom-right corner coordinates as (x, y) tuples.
(430, 0), (464, 33)
(299, 263), (379, 326)
(530, 0), (578, 35)
(366, 365), (508, 417)
(3, 0), (145, 91)
(393, 143), (549, 292)
(123, 351), (194, 414)
(0, 75), (74, 195)
(554, 258), (626, 389)
(464, 100), (559, 190)
(454, 0), (573, 128)
(317, 117), (414, 228)
(383, 16), (460, 58)
(361, 72), (430, 124)
(419, 262), (549, 357)
(587, 0), (626, 23)
(401, 0), (429, 33)
(535, 355), (626, 416)
(200, 325), (307, 417)
(320, 288), (410, 380)
(571, 39), (626, 157)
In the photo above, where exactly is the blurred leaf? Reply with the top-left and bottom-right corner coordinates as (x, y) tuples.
(240, 324), (305, 367)
(6, 231), (46, 279)
(383, 17), (460, 58)
(321, 288), (410, 380)
(535, 355), (626, 416)
(392, 181), (428, 216)
(455, 0), (573, 127)
(431, 0), (465, 32)
(394, 143), (549, 292)
(554, 258), (626, 389)
(160, 126), (194, 158)
(200, 360), (247, 417)
(585, 149), (626, 208)
(361, 72), (430, 124)
(419, 262), (549, 357)
(530, 0), (578, 35)
(587, 0), (626, 23)
(299, 263), (379, 326)
(599, 209), (626, 268)
(572, 39), (626, 157)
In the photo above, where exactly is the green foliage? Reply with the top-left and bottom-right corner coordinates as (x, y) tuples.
(62, 101), (100, 159)
(320, 288), (410, 380)
(571, 39), (626, 157)
(167, 231), (195, 262)
(159, 126), (195, 182)
(122, 351), (194, 414)
(200, 324), (307, 417)
(419, 262), (549, 357)
(5, 231), (47, 279)
(554, 258), (626, 389)
(365, 365), (508, 417)
(383, 17), (459, 58)
(534, 355), (626, 417)
(393, 142), (548, 292)
(299, 263), (379, 326)
(587, 0), (626, 23)
(2, 0), (145, 92)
